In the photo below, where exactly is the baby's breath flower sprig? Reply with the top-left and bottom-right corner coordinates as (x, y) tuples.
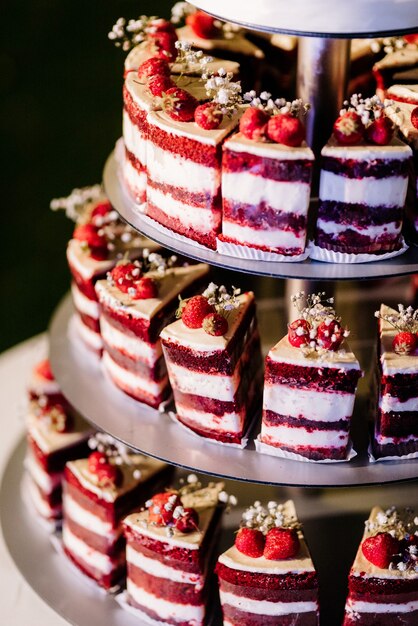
(291, 291), (337, 324)
(243, 91), (310, 117)
(374, 304), (418, 334)
(170, 2), (195, 24)
(370, 36), (418, 55)
(108, 15), (158, 52)
(340, 94), (397, 126)
(142, 249), (178, 275)
(88, 432), (139, 467)
(202, 283), (241, 314)
(204, 69), (242, 116)
(50, 184), (104, 223)
(240, 501), (301, 535)
(174, 40), (213, 76)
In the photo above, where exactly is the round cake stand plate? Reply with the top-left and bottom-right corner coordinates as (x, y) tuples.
(49, 295), (418, 488)
(103, 150), (418, 281)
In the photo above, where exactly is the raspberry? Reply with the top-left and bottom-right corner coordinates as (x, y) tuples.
(162, 87), (199, 122)
(97, 463), (122, 487)
(365, 116), (394, 145)
(362, 532), (400, 569)
(263, 527), (300, 560)
(288, 319), (311, 348)
(235, 528), (266, 558)
(175, 508), (199, 533)
(181, 296), (215, 329)
(316, 319), (345, 351)
(392, 331), (417, 355)
(333, 111), (365, 145)
(148, 32), (178, 62)
(88, 451), (107, 474)
(202, 312), (228, 336)
(411, 107), (418, 130)
(73, 223), (107, 252)
(267, 114), (306, 147)
(35, 358), (54, 381)
(148, 74), (175, 97)
(138, 58), (171, 81)
(148, 492), (181, 525)
(186, 11), (220, 39)
(194, 103), (223, 130)
(239, 107), (269, 141)
(110, 262), (142, 294)
(133, 276), (158, 300)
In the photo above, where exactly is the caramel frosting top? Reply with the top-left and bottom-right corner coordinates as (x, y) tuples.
(385, 95), (418, 150)
(321, 133), (412, 160)
(176, 25), (264, 59)
(269, 335), (360, 371)
(26, 404), (92, 454)
(224, 132), (315, 160)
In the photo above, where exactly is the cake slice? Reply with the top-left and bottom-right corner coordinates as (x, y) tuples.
(62, 434), (172, 589)
(27, 357), (66, 407)
(160, 283), (263, 445)
(373, 44), (418, 99)
(123, 478), (226, 625)
(259, 292), (362, 461)
(216, 500), (319, 625)
(343, 505), (418, 625)
(372, 303), (418, 459)
(95, 258), (209, 408)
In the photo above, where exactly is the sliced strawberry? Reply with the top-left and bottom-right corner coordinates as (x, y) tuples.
(186, 11), (220, 39)
(110, 262), (142, 294)
(316, 319), (344, 351)
(194, 102), (223, 130)
(148, 74), (175, 97)
(202, 312), (228, 336)
(267, 114), (305, 147)
(288, 319), (311, 348)
(35, 358), (54, 381)
(133, 276), (158, 300)
(264, 527), (300, 560)
(138, 58), (171, 81)
(235, 528), (266, 558)
(148, 492), (181, 525)
(333, 111), (365, 145)
(411, 107), (418, 130)
(365, 116), (394, 145)
(88, 451), (107, 474)
(162, 87), (199, 122)
(175, 508), (199, 533)
(239, 107), (269, 141)
(392, 331), (417, 355)
(362, 532), (400, 569)
(181, 295), (215, 329)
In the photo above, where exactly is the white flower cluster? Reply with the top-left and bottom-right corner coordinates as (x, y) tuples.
(108, 15), (156, 51)
(374, 304), (418, 334)
(241, 501), (301, 534)
(143, 249), (178, 275)
(244, 91), (310, 117)
(204, 69), (242, 115)
(171, 2), (195, 24)
(203, 283), (241, 313)
(218, 491), (238, 506)
(340, 93), (394, 126)
(174, 40), (213, 74)
(370, 36), (417, 55)
(88, 432), (139, 467)
(50, 184), (103, 222)
(35, 404), (67, 432)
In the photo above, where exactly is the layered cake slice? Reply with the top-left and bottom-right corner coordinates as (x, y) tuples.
(372, 304), (418, 459)
(62, 433), (172, 589)
(373, 41), (418, 98)
(95, 258), (209, 408)
(219, 96), (314, 258)
(343, 505), (418, 625)
(160, 283), (263, 445)
(123, 477), (226, 625)
(216, 499), (319, 626)
(258, 292), (362, 461)
(27, 357), (66, 407)
(315, 95), (412, 256)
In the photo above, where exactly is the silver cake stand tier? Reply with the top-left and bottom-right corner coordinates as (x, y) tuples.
(49, 294), (418, 488)
(104, 151), (418, 282)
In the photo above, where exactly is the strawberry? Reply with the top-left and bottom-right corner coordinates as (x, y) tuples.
(181, 295), (215, 329)
(88, 451), (107, 474)
(333, 111), (365, 145)
(148, 492), (181, 525)
(392, 331), (417, 355)
(194, 102), (223, 130)
(35, 358), (54, 381)
(288, 319), (311, 348)
(365, 116), (394, 145)
(138, 58), (171, 81)
(186, 11), (220, 39)
(404, 33), (418, 45)
(110, 262), (142, 294)
(97, 463), (121, 487)
(148, 18), (177, 36)
(133, 276), (158, 300)
(40, 404), (72, 433)
(148, 32), (178, 62)
(202, 312), (228, 336)
(148, 74), (175, 97)
(91, 201), (112, 220)
(162, 87), (199, 122)
(239, 107), (269, 141)
(263, 527), (300, 560)
(316, 319), (344, 351)
(361, 532), (400, 569)
(235, 528), (266, 558)
(175, 508), (199, 533)
(73, 223), (107, 251)
(267, 114), (305, 147)
(411, 107), (418, 130)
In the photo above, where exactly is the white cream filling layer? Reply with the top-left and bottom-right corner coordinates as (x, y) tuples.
(166, 360), (240, 402)
(63, 524), (115, 574)
(317, 218), (400, 238)
(375, 432), (418, 445)
(147, 141), (219, 194)
(347, 599), (418, 613)
(380, 394), (418, 413)
(319, 171), (408, 207)
(222, 220), (304, 249)
(222, 172), (310, 215)
(219, 590), (318, 615)
(24, 453), (62, 494)
(102, 351), (167, 397)
(147, 186), (219, 232)
(263, 384), (354, 422)
(71, 282), (99, 319)
(73, 314), (103, 351)
(100, 316), (162, 365)
(175, 403), (243, 434)
(122, 156), (147, 198)
(127, 579), (205, 621)
(127, 545), (204, 587)
(63, 494), (119, 539)
(123, 110), (148, 166)
(261, 424), (348, 448)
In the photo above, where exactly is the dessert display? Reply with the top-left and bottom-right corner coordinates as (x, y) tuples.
(314, 94), (412, 259)
(122, 476), (228, 625)
(51, 185), (156, 352)
(160, 282), (263, 445)
(372, 304), (418, 460)
(216, 499), (319, 625)
(24, 359), (92, 523)
(62, 433), (172, 589)
(219, 94), (314, 259)
(258, 292), (362, 461)
(95, 255), (209, 408)
(343, 505), (418, 625)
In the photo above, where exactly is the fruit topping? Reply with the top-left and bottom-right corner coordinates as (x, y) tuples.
(162, 87), (199, 122)
(133, 276), (158, 300)
(181, 295), (215, 329)
(239, 107), (269, 141)
(39, 404), (72, 433)
(175, 507), (199, 533)
(137, 57), (171, 81)
(110, 262), (142, 294)
(148, 31), (178, 61)
(266, 113), (305, 147)
(287, 319), (311, 348)
(148, 492), (182, 525)
(96, 463), (122, 487)
(91, 201), (112, 220)
(35, 358), (54, 381)
(362, 532), (400, 569)
(263, 527), (300, 560)
(194, 102), (223, 130)
(411, 107), (418, 130)
(186, 11), (220, 39)
(235, 528), (266, 558)
(365, 116), (394, 145)
(88, 451), (107, 474)
(333, 111), (365, 145)
(148, 74), (175, 97)
(202, 312), (228, 336)
(316, 319), (345, 351)
(73, 223), (108, 259)
(392, 331), (417, 355)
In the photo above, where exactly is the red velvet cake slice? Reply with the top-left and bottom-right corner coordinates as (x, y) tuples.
(160, 283), (263, 445)
(95, 259), (209, 408)
(372, 303), (418, 459)
(343, 505), (418, 625)
(259, 292), (362, 461)
(123, 478), (226, 625)
(62, 434), (172, 589)
(216, 499), (319, 626)
(27, 357), (66, 407)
